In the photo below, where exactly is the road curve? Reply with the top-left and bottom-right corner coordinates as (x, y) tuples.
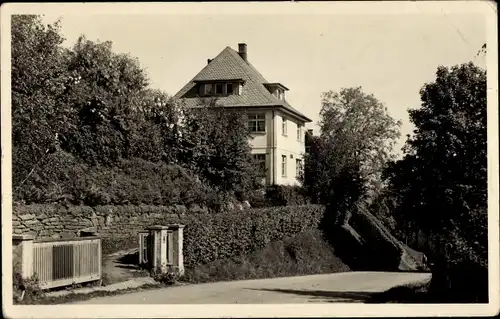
(76, 271), (431, 304)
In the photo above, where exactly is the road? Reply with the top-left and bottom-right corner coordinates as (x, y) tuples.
(75, 272), (431, 304)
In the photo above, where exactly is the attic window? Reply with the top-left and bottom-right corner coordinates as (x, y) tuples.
(215, 83), (224, 95)
(204, 84), (213, 96)
(278, 89), (285, 100)
(226, 83), (233, 94)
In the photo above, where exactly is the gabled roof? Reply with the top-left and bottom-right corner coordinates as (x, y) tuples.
(173, 46), (311, 122)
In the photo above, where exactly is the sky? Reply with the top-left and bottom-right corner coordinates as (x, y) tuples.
(40, 8), (487, 155)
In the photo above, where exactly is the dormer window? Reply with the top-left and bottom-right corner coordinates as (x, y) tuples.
(204, 83), (213, 96)
(196, 79), (244, 97)
(215, 83), (224, 95)
(264, 83), (289, 101)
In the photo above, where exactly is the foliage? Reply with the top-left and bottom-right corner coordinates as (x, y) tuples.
(15, 151), (222, 209)
(60, 36), (149, 166)
(151, 268), (180, 286)
(13, 271), (44, 304)
(11, 15), (73, 191)
(384, 62), (487, 302)
(244, 189), (270, 208)
(301, 87), (401, 225)
(183, 229), (350, 284)
(11, 16), (248, 209)
(180, 205), (325, 267)
(264, 185), (310, 206)
(179, 98), (261, 198)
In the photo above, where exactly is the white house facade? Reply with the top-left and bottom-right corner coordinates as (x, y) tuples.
(173, 43), (312, 186)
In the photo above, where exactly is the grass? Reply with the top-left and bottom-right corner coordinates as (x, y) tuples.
(182, 229), (350, 284)
(25, 283), (165, 305)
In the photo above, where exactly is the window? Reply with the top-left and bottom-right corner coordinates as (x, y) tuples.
(282, 155), (287, 177)
(278, 90), (284, 100)
(204, 83), (213, 96)
(215, 83), (223, 95)
(248, 113), (266, 133)
(296, 159), (303, 177)
(297, 124), (302, 141)
(226, 83), (233, 95)
(282, 117), (287, 135)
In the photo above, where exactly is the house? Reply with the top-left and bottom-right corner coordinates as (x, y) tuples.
(173, 43), (312, 186)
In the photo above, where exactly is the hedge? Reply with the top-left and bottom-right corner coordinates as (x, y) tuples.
(180, 205), (324, 267)
(264, 185), (310, 207)
(14, 203), (325, 269)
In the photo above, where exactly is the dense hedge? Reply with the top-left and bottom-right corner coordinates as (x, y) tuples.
(14, 203), (325, 269)
(14, 151), (224, 209)
(178, 205), (324, 267)
(264, 185), (310, 207)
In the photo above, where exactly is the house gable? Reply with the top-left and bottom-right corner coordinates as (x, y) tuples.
(173, 44), (312, 123)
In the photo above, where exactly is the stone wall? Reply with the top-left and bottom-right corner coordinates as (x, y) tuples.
(12, 204), (199, 240)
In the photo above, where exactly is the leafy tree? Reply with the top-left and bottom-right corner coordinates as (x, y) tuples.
(60, 36), (150, 166)
(302, 87), (401, 223)
(384, 62), (487, 302)
(128, 89), (184, 164)
(179, 98), (260, 199)
(11, 15), (73, 191)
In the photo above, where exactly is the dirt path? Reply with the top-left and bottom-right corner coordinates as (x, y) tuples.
(75, 271), (431, 304)
(102, 248), (149, 285)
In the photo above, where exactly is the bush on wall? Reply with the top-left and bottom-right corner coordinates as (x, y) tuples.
(14, 152), (224, 210)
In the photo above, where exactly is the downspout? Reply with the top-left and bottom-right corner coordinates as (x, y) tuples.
(272, 110), (276, 185)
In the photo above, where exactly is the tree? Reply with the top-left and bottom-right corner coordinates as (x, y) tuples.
(60, 36), (151, 166)
(384, 62), (487, 302)
(302, 87), (401, 221)
(128, 89), (184, 164)
(179, 98), (260, 199)
(11, 15), (76, 193)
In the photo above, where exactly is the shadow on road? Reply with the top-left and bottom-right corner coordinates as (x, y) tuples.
(246, 288), (375, 303)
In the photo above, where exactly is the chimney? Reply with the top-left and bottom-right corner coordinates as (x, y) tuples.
(238, 43), (247, 62)
(207, 58), (212, 64)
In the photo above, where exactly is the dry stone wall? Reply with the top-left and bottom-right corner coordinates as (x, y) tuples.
(12, 204), (200, 240)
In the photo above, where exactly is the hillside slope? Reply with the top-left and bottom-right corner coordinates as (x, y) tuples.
(328, 205), (428, 272)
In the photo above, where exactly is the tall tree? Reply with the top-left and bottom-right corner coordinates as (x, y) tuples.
(60, 36), (151, 166)
(179, 98), (260, 198)
(302, 87), (401, 218)
(11, 15), (74, 191)
(385, 62), (487, 301)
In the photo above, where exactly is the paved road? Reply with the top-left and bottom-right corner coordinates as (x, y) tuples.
(76, 272), (431, 304)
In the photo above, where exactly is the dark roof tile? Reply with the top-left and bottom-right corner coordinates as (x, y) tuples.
(173, 46), (311, 122)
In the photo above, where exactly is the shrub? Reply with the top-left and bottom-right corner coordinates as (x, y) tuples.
(427, 225), (488, 303)
(264, 185), (310, 206)
(183, 229), (350, 284)
(179, 205), (324, 267)
(13, 271), (44, 304)
(14, 152), (224, 210)
(151, 268), (180, 286)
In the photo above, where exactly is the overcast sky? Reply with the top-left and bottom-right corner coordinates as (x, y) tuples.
(40, 6), (487, 155)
